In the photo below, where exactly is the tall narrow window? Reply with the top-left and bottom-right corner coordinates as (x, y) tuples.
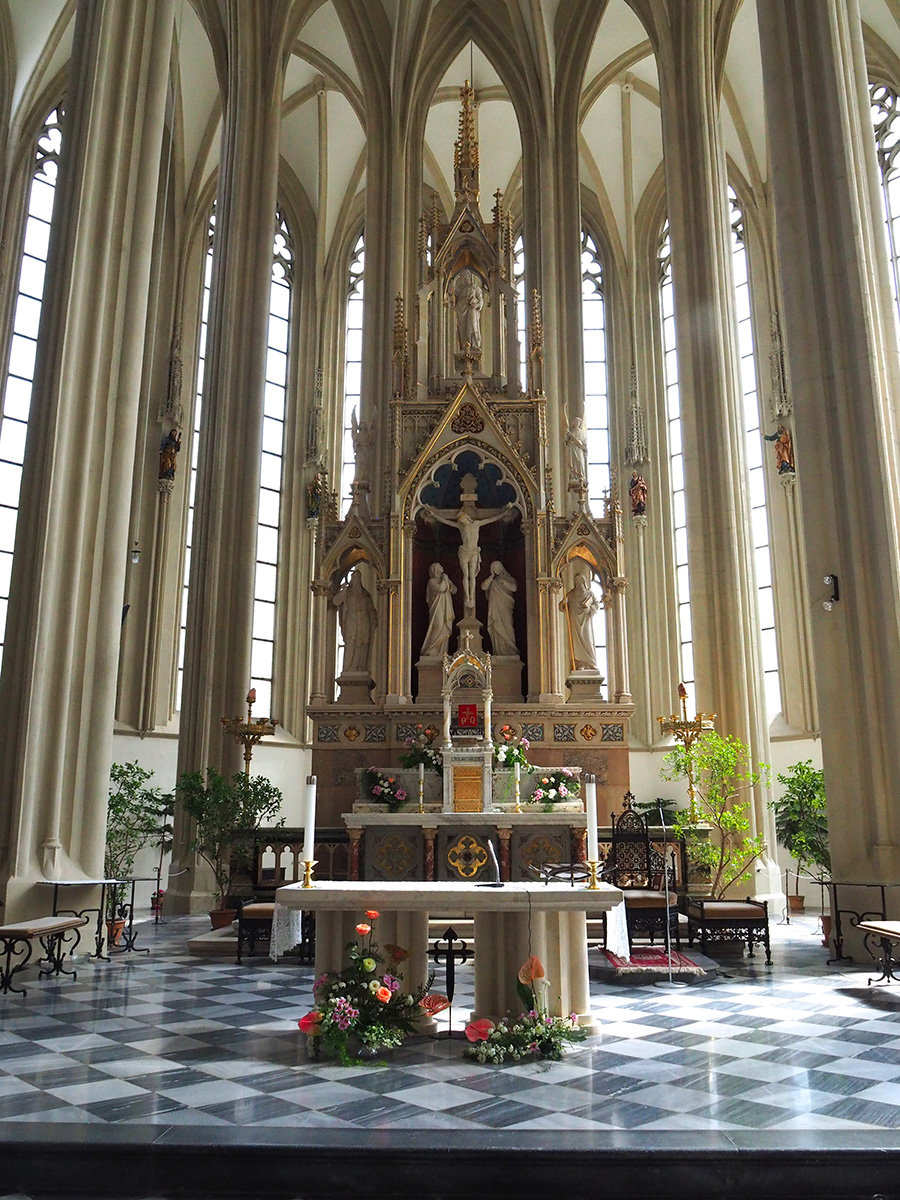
(658, 222), (694, 706)
(580, 228), (609, 679)
(0, 106), (63, 669)
(871, 82), (900, 345)
(176, 211), (214, 711)
(729, 189), (781, 720)
(250, 212), (292, 716)
(340, 232), (364, 517)
(513, 234), (527, 386)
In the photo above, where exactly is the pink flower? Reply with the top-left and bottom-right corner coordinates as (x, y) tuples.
(365, 910), (380, 920)
(356, 923), (371, 935)
(465, 1018), (495, 1042)
(397, 789), (407, 801)
(375, 986), (391, 1003)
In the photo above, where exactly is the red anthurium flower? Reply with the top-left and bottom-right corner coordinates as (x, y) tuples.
(365, 910), (380, 920)
(419, 994), (451, 1016)
(384, 943), (409, 962)
(465, 1018), (495, 1042)
(518, 956), (545, 985)
(298, 1012), (321, 1034)
(356, 923), (371, 936)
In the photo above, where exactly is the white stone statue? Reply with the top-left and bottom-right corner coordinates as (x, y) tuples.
(454, 268), (484, 351)
(483, 560), (518, 657)
(333, 569), (377, 673)
(565, 416), (588, 487)
(422, 500), (513, 611)
(351, 408), (375, 486)
(421, 563), (457, 658)
(561, 573), (601, 671)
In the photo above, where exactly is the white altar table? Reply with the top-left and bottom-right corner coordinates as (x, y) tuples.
(274, 879), (625, 1033)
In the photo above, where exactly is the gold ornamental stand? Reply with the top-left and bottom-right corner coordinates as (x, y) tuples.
(657, 683), (715, 823)
(221, 688), (277, 777)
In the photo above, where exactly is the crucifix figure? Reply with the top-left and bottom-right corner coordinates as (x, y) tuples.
(421, 473), (514, 612)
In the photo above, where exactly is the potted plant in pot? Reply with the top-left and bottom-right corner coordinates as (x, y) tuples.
(662, 731), (768, 900)
(768, 759), (829, 917)
(105, 762), (174, 943)
(176, 768), (283, 926)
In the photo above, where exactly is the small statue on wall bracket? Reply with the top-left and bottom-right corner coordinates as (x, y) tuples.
(763, 423), (795, 474)
(629, 471), (648, 517)
(158, 426), (181, 481)
(565, 416), (588, 492)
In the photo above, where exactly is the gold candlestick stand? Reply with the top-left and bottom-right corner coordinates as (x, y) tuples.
(221, 688), (277, 777)
(584, 861), (601, 890)
(657, 683), (715, 823)
(301, 859), (317, 889)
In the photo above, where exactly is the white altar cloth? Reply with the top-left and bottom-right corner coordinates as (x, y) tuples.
(275, 879), (625, 1032)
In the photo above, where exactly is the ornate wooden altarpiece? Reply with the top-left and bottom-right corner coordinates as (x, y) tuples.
(306, 84), (633, 844)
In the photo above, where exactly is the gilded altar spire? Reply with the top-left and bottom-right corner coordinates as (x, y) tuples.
(454, 79), (479, 204)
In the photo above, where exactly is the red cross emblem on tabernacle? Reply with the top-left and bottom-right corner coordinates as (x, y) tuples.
(458, 704), (477, 728)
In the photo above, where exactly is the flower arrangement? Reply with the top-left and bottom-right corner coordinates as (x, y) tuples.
(363, 769), (409, 811)
(398, 723), (442, 773)
(298, 911), (440, 1064)
(493, 724), (531, 772)
(531, 767), (579, 805)
(464, 956), (587, 1065)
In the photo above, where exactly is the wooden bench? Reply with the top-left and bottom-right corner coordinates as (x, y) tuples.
(686, 898), (772, 964)
(857, 920), (900, 984)
(235, 899), (276, 964)
(0, 915), (88, 996)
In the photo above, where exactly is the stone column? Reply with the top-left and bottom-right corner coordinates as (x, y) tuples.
(658, 5), (779, 893)
(170, 3), (289, 911)
(758, 1), (900, 902)
(0, 0), (174, 919)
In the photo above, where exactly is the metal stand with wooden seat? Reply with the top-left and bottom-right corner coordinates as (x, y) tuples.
(0, 915), (87, 995)
(687, 897), (772, 964)
(235, 898), (275, 964)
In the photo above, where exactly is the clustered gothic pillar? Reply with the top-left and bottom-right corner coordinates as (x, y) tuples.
(758, 0), (900, 905)
(170, 3), (290, 913)
(657, 4), (779, 893)
(0, 0), (174, 919)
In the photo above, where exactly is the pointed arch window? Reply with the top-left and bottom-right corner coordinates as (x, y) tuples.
(340, 231), (364, 517)
(0, 105), (64, 670)
(580, 228), (609, 677)
(658, 222), (694, 708)
(729, 188), (781, 720)
(250, 210), (293, 716)
(871, 82), (900, 346)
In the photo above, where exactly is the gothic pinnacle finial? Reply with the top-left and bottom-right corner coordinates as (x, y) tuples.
(454, 79), (479, 204)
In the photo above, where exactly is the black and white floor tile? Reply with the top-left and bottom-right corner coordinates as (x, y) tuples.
(3, 913), (900, 1135)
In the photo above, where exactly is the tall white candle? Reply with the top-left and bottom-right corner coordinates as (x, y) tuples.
(302, 775), (317, 861)
(585, 774), (599, 862)
(418, 761), (425, 803)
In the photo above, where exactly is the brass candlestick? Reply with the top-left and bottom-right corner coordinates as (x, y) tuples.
(221, 688), (277, 777)
(657, 683), (715, 823)
(584, 860), (601, 890)
(301, 859), (317, 889)
(418, 772), (425, 813)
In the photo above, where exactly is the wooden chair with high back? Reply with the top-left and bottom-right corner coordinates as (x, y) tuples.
(602, 791), (679, 951)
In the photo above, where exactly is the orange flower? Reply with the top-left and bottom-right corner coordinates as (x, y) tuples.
(297, 1012), (321, 1034)
(419, 994), (451, 1016)
(384, 943), (409, 962)
(356, 923), (371, 936)
(517, 956), (545, 985)
(365, 910), (380, 920)
(465, 1018), (494, 1042)
(375, 986), (391, 1003)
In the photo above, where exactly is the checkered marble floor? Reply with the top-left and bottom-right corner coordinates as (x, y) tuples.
(3, 913), (900, 1134)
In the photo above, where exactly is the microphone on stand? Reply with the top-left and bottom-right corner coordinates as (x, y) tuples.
(477, 836), (504, 887)
(654, 799), (687, 990)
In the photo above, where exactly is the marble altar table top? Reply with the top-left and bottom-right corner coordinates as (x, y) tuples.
(275, 879), (622, 911)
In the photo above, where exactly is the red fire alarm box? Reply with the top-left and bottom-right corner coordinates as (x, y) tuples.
(458, 704), (478, 728)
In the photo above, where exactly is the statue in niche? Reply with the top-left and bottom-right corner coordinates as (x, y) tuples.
(483, 561), (518, 657)
(421, 563), (457, 658)
(351, 409), (376, 485)
(763, 423), (795, 474)
(565, 416), (588, 488)
(629, 471), (648, 516)
(561, 573), (602, 671)
(422, 499), (514, 611)
(158, 427), (181, 480)
(333, 569), (377, 674)
(454, 269), (484, 351)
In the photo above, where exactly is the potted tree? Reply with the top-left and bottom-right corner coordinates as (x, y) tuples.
(105, 762), (174, 943)
(769, 759), (829, 916)
(176, 768), (283, 927)
(662, 731), (768, 900)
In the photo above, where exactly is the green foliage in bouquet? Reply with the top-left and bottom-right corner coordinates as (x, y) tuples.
(363, 769), (409, 811)
(398, 723), (442, 773)
(531, 768), (580, 807)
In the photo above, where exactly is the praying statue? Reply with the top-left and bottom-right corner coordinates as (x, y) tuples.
(420, 563), (457, 659)
(454, 269), (484, 351)
(422, 499), (514, 611)
(482, 561), (518, 657)
(333, 569), (377, 674)
(560, 573), (602, 671)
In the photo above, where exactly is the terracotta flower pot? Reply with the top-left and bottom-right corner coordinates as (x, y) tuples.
(209, 908), (237, 930)
(788, 894), (805, 914)
(820, 913), (833, 948)
(106, 917), (126, 946)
